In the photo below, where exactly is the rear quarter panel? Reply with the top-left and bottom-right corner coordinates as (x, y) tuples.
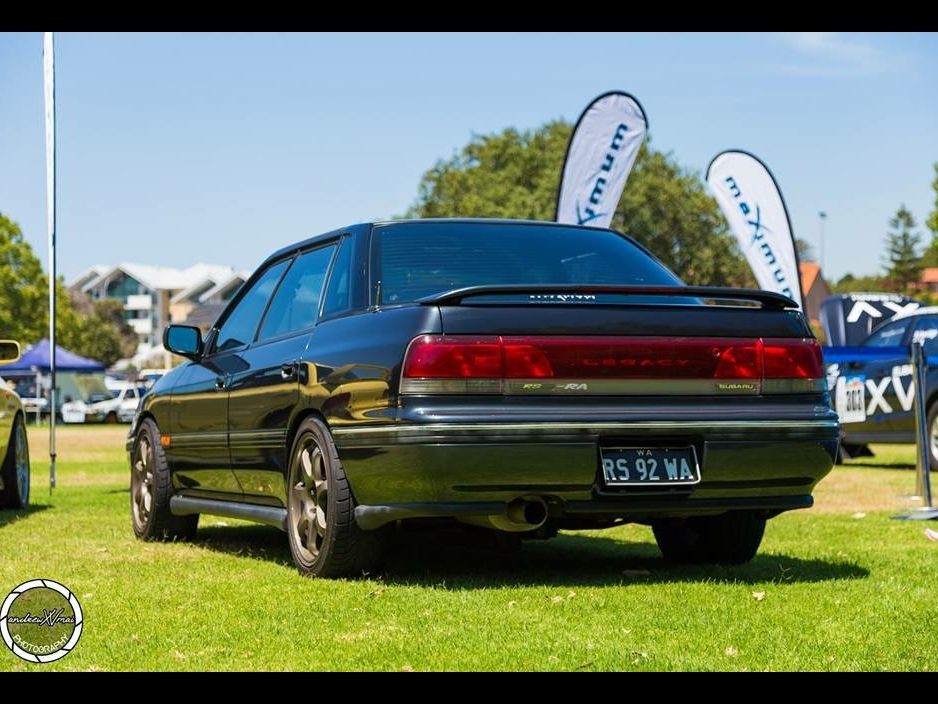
(298, 306), (442, 428)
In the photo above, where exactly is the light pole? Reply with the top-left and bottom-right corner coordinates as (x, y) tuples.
(818, 211), (828, 271)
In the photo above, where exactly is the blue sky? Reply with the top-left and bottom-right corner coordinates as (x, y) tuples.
(1, 31), (936, 283)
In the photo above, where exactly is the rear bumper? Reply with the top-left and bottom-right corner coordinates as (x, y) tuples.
(333, 415), (840, 529)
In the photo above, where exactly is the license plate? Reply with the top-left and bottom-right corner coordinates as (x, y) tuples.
(600, 446), (700, 487)
(835, 375), (866, 424)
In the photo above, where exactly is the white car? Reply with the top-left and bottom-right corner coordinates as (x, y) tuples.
(61, 383), (148, 424)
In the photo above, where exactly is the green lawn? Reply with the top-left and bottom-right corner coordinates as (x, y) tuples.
(1, 426), (936, 671)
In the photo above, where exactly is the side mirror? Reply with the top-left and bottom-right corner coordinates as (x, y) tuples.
(163, 325), (203, 361)
(0, 340), (21, 365)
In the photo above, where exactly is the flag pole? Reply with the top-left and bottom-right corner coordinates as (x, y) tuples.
(43, 31), (57, 491)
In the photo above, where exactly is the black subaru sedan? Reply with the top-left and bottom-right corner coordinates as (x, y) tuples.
(129, 219), (838, 577)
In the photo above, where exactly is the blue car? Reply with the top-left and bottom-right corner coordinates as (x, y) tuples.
(825, 307), (938, 468)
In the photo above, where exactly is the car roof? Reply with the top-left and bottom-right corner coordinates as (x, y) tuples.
(887, 305), (938, 322)
(260, 218), (630, 271)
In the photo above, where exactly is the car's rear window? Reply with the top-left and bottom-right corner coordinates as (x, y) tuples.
(373, 222), (681, 304)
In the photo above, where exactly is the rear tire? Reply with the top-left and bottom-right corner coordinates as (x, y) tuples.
(0, 415), (30, 509)
(130, 417), (197, 541)
(652, 511), (766, 565)
(286, 417), (387, 578)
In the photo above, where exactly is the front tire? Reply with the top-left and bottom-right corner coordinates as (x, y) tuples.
(131, 417), (197, 541)
(286, 417), (386, 578)
(652, 511), (766, 565)
(0, 415), (30, 509)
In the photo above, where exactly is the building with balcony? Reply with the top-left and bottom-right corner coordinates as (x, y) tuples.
(69, 263), (240, 356)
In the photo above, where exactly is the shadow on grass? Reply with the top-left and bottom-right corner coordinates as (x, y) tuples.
(844, 461), (916, 470)
(193, 523), (870, 588)
(0, 504), (51, 530)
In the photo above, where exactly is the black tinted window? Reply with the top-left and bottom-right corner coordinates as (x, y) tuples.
(322, 237), (353, 317)
(258, 246), (336, 341)
(864, 320), (909, 347)
(912, 317), (938, 352)
(373, 222), (680, 304)
(215, 260), (290, 352)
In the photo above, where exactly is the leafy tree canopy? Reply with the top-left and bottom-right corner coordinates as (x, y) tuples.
(407, 122), (755, 288)
(0, 211), (130, 367)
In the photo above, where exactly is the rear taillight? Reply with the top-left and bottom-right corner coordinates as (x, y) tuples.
(402, 336), (502, 378)
(761, 338), (825, 379)
(760, 337), (825, 394)
(401, 335), (825, 395)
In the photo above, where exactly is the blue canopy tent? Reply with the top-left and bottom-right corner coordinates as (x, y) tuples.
(2, 339), (105, 374)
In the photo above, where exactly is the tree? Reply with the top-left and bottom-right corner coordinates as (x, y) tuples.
(407, 123), (755, 287)
(832, 272), (891, 294)
(0, 210), (131, 367)
(0, 213), (50, 343)
(883, 205), (922, 289)
(929, 163), (938, 237)
(921, 164), (938, 267)
(796, 238), (815, 263)
(65, 293), (137, 367)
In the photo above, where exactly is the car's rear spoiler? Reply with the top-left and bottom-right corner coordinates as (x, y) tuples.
(417, 285), (798, 311)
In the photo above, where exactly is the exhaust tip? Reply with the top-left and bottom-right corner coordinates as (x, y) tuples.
(522, 500), (547, 526)
(506, 497), (548, 528)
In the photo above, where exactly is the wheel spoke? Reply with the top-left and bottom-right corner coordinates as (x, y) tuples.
(314, 505), (327, 537)
(300, 448), (313, 483)
(314, 477), (327, 502)
(306, 516), (319, 551)
(311, 447), (325, 483)
(296, 516), (308, 547)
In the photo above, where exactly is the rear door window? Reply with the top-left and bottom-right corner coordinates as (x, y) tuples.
(257, 245), (336, 341)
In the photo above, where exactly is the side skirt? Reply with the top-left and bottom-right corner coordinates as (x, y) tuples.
(170, 495), (287, 531)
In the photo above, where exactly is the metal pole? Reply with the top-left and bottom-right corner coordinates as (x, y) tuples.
(35, 371), (41, 425)
(818, 211), (827, 272)
(912, 342), (931, 504)
(895, 342), (938, 519)
(43, 32), (57, 491)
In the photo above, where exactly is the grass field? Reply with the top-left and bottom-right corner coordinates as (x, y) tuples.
(1, 425), (936, 671)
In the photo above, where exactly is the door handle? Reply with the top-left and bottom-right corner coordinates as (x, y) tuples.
(215, 377), (226, 391)
(281, 363), (298, 381)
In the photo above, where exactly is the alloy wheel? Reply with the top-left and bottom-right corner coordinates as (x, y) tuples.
(132, 434), (153, 528)
(289, 435), (329, 564)
(14, 422), (29, 506)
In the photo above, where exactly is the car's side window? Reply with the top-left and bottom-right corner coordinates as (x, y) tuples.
(322, 236), (353, 318)
(912, 317), (938, 352)
(257, 245), (336, 342)
(864, 320), (909, 347)
(215, 259), (291, 353)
